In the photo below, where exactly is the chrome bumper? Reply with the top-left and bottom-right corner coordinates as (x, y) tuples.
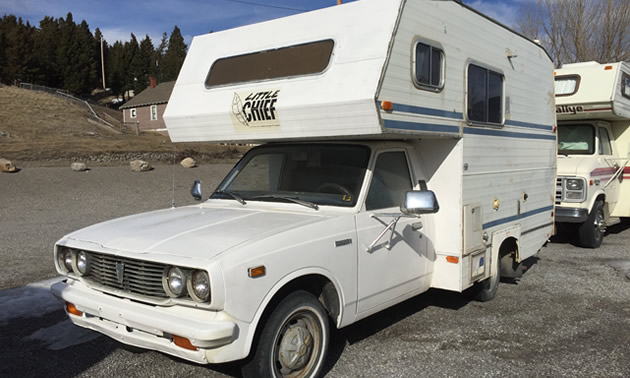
(51, 279), (237, 364)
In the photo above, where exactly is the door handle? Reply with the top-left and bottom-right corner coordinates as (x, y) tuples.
(412, 221), (423, 231)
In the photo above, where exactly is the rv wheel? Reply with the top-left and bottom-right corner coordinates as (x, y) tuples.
(578, 200), (605, 248)
(466, 253), (500, 302)
(241, 290), (329, 378)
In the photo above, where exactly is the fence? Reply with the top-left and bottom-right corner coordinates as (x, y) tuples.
(19, 82), (69, 96)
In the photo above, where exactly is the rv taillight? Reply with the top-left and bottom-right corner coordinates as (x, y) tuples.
(381, 101), (393, 112)
(605, 65), (613, 70)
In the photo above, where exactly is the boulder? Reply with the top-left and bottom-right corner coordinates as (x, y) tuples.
(0, 158), (16, 173)
(180, 157), (197, 168)
(71, 162), (88, 172)
(130, 160), (152, 172)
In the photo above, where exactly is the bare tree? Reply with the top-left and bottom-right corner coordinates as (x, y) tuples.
(515, 0), (630, 67)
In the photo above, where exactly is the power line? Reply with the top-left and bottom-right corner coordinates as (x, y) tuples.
(225, 0), (310, 12)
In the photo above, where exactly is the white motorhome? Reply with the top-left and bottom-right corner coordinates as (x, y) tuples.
(554, 62), (630, 248)
(52, 1), (556, 377)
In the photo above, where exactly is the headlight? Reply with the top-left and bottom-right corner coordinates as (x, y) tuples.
(566, 179), (584, 191)
(188, 270), (210, 302)
(58, 248), (74, 273)
(74, 250), (91, 276)
(163, 267), (187, 297)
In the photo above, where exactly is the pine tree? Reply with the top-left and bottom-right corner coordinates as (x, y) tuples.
(161, 26), (187, 82)
(137, 34), (155, 92)
(35, 16), (61, 87)
(155, 32), (168, 83)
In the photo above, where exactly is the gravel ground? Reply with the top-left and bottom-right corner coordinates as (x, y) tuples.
(1, 165), (629, 377)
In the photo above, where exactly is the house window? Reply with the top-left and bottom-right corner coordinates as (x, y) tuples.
(555, 75), (580, 97)
(150, 105), (158, 121)
(413, 42), (443, 90)
(622, 73), (630, 99)
(467, 64), (504, 125)
(205, 39), (334, 88)
(130, 108), (137, 118)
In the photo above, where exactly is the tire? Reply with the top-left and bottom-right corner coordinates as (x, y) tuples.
(578, 200), (605, 249)
(466, 253), (500, 302)
(241, 290), (329, 378)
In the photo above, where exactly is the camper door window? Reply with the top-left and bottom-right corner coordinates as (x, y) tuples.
(558, 124), (595, 155)
(413, 42), (443, 91)
(467, 64), (504, 125)
(205, 40), (334, 88)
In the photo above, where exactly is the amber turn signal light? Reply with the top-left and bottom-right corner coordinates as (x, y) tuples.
(172, 335), (197, 351)
(381, 101), (394, 112)
(446, 256), (459, 264)
(66, 302), (83, 316)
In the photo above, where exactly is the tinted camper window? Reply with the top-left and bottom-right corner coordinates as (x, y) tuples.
(467, 64), (504, 125)
(414, 42), (443, 90)
(206, 40), (334, 88)
(555, 75), (580, 96)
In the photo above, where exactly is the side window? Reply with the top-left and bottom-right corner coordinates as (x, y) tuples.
(555, 75), (580, 96)
(366, 151), (413, 211)
(622, 73), (630, 99)
(467, 64), (504, 125)
(150, 105), (158, 121)
(130, 108), (137, 118)
(598, 127), (612, 156)
(414, 42), (443, 90)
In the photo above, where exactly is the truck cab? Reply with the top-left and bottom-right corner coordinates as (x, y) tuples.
(554, 62), (630, 248)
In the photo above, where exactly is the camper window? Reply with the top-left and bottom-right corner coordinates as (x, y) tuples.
(467, 64), (504, 125)
(555, 75), (580, 97)
(205, 40), (334, 88)
(558, 124), (595, 155)
(622, 73), (630, 99)
(598, 127), (612, 156)
(413, 42), (443, 90)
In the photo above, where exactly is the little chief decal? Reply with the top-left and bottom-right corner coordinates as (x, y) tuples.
(231, 89), (281, 132)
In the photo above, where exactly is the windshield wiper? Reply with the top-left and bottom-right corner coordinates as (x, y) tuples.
(214, 190), (247, 205)
(251, 194), (319, 210)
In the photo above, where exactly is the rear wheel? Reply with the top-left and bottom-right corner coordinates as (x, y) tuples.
(241, 290), (329, 378)
(578, 200), (605, 248)
(466, 253), (500, 302)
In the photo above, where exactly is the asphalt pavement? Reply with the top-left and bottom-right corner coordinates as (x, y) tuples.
(1, 165), (629, 377)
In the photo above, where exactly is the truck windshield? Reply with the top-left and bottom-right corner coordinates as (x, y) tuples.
(558, 124), (595, 155)
(212, 144), (370, 207)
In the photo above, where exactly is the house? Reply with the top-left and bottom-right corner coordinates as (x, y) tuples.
(120, 78), (175, 132)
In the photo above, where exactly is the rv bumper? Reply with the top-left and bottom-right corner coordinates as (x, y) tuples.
(555, 207), (589, 223)
(51, 279), (237, 364)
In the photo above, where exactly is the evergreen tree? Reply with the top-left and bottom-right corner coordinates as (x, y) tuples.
(137, 35), (155, 92)
(124, 33), (142, 95)
(35, 16), (61, 87)
(154, 32), (168, 83)
(107, 41), (126, 97)
(161, 26), (187, 82)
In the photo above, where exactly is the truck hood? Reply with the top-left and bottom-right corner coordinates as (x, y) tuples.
(62, 205), (325, 261)
(557, 155), (589, 176)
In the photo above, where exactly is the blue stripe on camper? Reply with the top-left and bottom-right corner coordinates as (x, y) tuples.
(390, 103), (464, 120)
(383, 119), (460, 134)
(483, 205), (554, 229)
(505, 119), (554, 131)
(463, 126), (557, 141)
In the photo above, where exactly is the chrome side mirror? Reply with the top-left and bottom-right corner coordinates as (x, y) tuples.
(400, 190), (439, 216)
(191, 180), (202, 201)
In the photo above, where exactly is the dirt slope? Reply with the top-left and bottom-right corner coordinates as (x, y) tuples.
(0, 85), (247, 166)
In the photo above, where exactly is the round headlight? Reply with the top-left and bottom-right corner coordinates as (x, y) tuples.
(75, 251), (91, 275)
(59, 248), (74, 273)
(188, 270), (210, 302)
(164, 267), (187, 297)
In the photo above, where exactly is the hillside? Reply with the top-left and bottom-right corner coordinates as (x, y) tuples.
(0, 85), (247, 166)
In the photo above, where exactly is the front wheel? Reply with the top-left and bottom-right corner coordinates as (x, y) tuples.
(578, 200), (605, 248)
(241, 290), (330, 378)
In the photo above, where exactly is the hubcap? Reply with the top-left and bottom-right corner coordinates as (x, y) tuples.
(278, 319), (313, 372)
(273, 310), (322, 377)
(593, 210), (605, 239)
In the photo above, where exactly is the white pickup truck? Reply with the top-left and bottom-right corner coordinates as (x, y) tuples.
(51, 1), (556, 377)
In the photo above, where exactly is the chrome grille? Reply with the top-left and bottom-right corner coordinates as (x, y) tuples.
(555, 177), (563, 204)
(87, 252), (168, 298)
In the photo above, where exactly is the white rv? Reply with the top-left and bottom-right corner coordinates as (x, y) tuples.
(554, 62), (630, 248)
(52, 1), (556, 377)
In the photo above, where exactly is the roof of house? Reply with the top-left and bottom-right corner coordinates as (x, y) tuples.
(120, 81), (176, 109)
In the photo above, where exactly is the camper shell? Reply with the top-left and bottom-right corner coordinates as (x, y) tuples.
(52, 1), (556, 377)
(554, 61), (630, 247)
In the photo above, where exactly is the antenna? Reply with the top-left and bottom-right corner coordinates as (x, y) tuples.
(171, 145), (177, 208)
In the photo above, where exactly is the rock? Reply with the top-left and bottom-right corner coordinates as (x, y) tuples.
(71, 162), (88, 172)
(180, 157), (197, 168)
(86, 131), (96, 137)
(130, 160), (152, 172)
(0, 158), (17, 173)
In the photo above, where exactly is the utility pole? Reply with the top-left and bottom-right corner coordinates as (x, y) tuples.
(100, 36), (106, 90)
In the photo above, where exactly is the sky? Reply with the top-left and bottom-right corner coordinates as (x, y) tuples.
(1, 0), (524, 47)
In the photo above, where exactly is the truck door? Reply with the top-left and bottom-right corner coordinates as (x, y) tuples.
(355, 149), (433, 315)
(598, 126), (620, 213)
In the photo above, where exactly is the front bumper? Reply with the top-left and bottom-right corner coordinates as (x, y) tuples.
(555, 207), (589, 223)
(51, 279), (237, 364)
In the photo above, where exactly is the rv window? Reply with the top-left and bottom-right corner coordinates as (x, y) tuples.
(598, 127), (612, 156)
(557, 124), (595, 155)
(555, 75), (580, 96)
(414, 42), (443, 90)
(622, 73), (630, 99)
(467, 64), (503, 125)
(205, 40), (334, 88)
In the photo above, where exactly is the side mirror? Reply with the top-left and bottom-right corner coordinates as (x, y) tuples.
(191, 180), (202, 201)
(400, 190), (439, 216)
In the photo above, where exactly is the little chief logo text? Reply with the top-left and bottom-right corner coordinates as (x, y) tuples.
(232, 90), (280, 131)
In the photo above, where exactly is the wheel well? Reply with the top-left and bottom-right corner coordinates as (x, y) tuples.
(498, 236), (519, 278)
